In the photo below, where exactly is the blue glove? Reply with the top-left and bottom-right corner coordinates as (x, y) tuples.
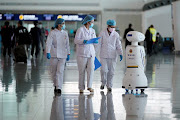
(83, 40), (88, 44)
(66, 54), (70, 61)
(47, 53), (51, 59)
(83, 37), (100, 44)
(84, 40), (98, 44)
(120, 55), (123, 61)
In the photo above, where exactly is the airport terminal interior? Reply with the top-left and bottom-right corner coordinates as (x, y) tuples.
(0, 0), (180, 120)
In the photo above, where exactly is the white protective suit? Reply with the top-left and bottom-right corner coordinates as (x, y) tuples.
(96, 29), (123, 88)
(74, 26), (96, 90)
(46, 29), (70, 89)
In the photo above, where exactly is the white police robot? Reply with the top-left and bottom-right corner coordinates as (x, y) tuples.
(122, 31), (148, 93)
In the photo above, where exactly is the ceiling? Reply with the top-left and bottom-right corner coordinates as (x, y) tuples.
(0, 0), (160, 12)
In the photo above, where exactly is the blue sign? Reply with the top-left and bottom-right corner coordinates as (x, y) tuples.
(43, 14), (54, 21)
(14, 14), (43, 21)
(3, 14), (14, 20)
(2, 14), (97, 21)
(55, 14), (97, 21)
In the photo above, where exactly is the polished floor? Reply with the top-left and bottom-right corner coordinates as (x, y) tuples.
(0, 42), (180, 120)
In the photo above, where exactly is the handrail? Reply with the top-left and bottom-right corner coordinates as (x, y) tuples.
(143, 0), (178, 11)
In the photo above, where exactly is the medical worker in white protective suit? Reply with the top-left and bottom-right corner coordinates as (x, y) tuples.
(96, 20), (123, 91)
(46, 18), (70, 94)
(74, 15), (98, 93)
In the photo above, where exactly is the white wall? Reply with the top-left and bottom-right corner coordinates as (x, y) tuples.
(0, 0), (102, 12)
(142, 5), (173, 37)
(172, 0), (180, 51)
(102, 0), (157, 10)
(0, 0), (158, 12)
(101, 11), (142, 37)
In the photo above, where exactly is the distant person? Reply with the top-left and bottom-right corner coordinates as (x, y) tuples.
(0, 26), (2, 43)
(149, 25), (157, 54)
(39, 22), (46, 51)
(45, 26), (49, 40)
(51, 27), (54, 31)
(156, 32), (163, 51)
(145, 26), (152, 55)
(123, 24), (134, 47)
(14, 21), (29, 63)
(1, 21), (12, 57)
(30, 21), (41, 58)
(15, 21), (31, 48)
(11, 25), (16, 48)
(73, 29), (77, 38)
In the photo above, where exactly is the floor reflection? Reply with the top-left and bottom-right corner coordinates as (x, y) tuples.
(78, 94), (95, 120)
(122, 93), (148, 120)
(14, 63), (31, 103)
(50, 94), (64, 120)
(100, 91), (115, 120)
(2, 58), (13, 92)
(0, 41), (180, 119)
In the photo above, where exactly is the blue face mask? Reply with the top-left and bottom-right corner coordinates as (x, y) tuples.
(89, 23), (94, 28)
(61, 24), (65, 30)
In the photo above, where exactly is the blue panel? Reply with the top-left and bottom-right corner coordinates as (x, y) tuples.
(127, 34), (132, 37)
(43, 14), (54, 21)
(3, 14), (14, 20)
(2, 14), (97, 21)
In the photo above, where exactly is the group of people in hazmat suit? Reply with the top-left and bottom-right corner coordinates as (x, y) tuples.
(46, 15), (123, 94)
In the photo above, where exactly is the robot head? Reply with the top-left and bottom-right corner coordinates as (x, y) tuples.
(126, 31), (145, 42)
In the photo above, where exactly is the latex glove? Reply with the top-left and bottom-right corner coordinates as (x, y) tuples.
(83, 40), (88, 44)
(120, 55), (123, 61)
(47, 53), (51, 59)
(84, 40), (98, 44)
(89, 37), (100, 44)
(83, 37), (100, 44)
(66, 54), (70, 61)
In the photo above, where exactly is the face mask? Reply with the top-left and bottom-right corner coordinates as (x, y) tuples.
(61, 24), (65, 30)
(108, 27), (115, 32)
(89, 23), (94, 28)
(39, 24), (42, 28)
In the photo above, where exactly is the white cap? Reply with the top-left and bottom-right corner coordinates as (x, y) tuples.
(126, 31), (145, 42)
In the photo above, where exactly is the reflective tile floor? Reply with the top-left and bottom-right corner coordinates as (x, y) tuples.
(0, 43), (180, 120)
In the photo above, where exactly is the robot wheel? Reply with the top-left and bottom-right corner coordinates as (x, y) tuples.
(141, 89), (145, 93)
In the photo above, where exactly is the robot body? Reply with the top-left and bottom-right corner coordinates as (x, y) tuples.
(122, 31), (148, 92)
